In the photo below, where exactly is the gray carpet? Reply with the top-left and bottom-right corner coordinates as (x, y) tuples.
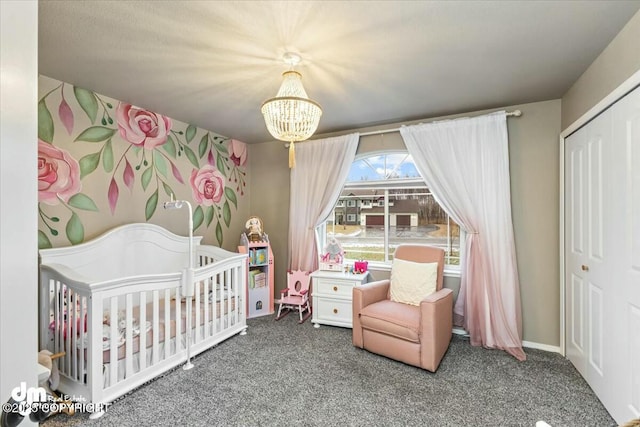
(43, 314), (615, 427)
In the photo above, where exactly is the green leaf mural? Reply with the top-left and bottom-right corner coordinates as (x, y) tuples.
(103, 139), (114, 172)
(38, 230), (52, 249)
(74, 87), (99, 123)
(141, 167), (153, 191)
(163, 135), (177, 158)
(38, 100), (55, 143)
(223, 201), (231, 227)
(193, 205), (204, 231)
(66, 212), (84, 245)
(198, 134), (208, 158)
(75, 126), (116, 143)
(145, 190), (159, 221)
(215, 221), (223, 246)
(153, 150), (168, 177)
(68, 193), (99, 211)
(205, 205), (214, 227)
(216, 153), (226, 177)
(225, 187), (237, 208)
(183, 144), (199, 168)
(79, 151), (101, 178)
(185, 124), (197, 143)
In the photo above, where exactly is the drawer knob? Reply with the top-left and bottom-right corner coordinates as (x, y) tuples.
(581, 264), (589, 272)
(333, 286), (338, 292)
(333, 308), (338, 314)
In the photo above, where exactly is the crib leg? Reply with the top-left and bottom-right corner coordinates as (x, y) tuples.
(240, 326), (248, 335)
(89, 408), (106, 419)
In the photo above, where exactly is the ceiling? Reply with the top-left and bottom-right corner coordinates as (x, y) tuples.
(39, 1), (640, 144)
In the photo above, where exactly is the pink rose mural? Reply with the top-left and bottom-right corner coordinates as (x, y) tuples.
(116, 103), (172, 149)
(190, 165), (226, 206)
(38, 139), (81, 205)
(38, 79), (246, 248)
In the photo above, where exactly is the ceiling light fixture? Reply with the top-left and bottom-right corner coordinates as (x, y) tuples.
(261, 52), (322, 168)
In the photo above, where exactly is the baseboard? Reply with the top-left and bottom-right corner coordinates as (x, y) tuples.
(521, 340), (561, 354)
(452, 328), (561, 354)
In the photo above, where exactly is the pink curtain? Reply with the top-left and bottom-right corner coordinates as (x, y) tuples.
(288, 134), (359, 272)
(400, 112), (525, 361)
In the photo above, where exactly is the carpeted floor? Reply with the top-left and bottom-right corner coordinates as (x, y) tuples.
(43, 314), (616, 427)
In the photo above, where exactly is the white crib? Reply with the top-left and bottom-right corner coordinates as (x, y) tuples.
(39, 223), (248, 418)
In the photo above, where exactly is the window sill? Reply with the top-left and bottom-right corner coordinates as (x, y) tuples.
(364, 262), (461, 278)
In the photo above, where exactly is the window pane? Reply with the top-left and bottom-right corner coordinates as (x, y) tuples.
(321, 152), (462, 267)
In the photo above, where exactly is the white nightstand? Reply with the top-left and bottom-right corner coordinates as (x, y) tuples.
(310, 270), (370, 328)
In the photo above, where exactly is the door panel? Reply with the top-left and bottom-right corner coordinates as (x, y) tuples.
(613, 86), (640, 421)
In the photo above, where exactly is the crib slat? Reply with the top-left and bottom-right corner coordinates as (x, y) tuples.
(175, 288), (181, 352)
(233, 266), (239, 325)
(55, 281), (61, 371)
(195, 282), (200, 343)
(109, 298), (118, 387)
(152, 290), (159, 366)
(164, 289), (170, 359)
(139, 291), (146, 371)
(71, 291), (78, 380)
(125, 293), (133, 378)
(226, 271), (232, 328)
(212, 274), (218, 334)
(203, 279), (209, 339)
(66, 287), (72, 375)
(79, 295), (86, 384)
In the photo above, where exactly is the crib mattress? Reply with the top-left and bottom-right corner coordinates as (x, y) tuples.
(98, 297), (236, 363)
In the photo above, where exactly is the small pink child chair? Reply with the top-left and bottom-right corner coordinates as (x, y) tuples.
(275, 270), (311, 324)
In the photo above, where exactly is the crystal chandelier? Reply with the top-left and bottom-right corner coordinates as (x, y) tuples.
(261, 52), (322, 168)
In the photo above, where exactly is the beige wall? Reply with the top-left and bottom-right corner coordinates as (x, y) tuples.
(562, 10), (640, 130)
(248, 99), (562, 347)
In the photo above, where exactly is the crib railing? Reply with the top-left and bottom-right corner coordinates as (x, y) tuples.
(39, 246), (247, 411)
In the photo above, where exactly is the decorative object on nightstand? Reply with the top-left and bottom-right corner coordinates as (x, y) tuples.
(238, 223), (274, 318)
(275, 270), (312, 324)
(319, 237), (344, 272)
(310, 270), (370, 328)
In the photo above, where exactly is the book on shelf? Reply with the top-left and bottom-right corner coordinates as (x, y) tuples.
(254, 248), (268, 265)
(248, 269), (266, 289)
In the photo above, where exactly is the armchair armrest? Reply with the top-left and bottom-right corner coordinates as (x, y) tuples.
(352, 280), (390, 348)
(419, 288), (453, 372)
(353, 279), (390, 309)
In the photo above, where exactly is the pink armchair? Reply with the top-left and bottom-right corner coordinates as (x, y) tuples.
(352, 244), (453, 372)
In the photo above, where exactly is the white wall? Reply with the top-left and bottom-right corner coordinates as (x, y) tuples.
(0, 1), (39, 423)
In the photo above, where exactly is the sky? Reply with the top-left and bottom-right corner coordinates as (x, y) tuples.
(347, 153), (421, 181)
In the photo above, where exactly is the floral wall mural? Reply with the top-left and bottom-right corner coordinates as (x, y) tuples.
(38, 75), (248, 250)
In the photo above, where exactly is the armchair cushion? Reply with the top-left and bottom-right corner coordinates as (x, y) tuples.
(360, 300), (420, 342)
(390, 259), (438, 306)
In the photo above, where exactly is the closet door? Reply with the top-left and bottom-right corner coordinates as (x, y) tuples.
(565, 85), (640, 424)
(564, 107), (614, 403)
(610, 86), (640, 422)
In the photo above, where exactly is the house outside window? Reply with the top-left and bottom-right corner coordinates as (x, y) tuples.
(321, 152), (462, 267)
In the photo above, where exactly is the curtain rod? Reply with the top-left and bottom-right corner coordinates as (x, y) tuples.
(358, 109), (522, 137)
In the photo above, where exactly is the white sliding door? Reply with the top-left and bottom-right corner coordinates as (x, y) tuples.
(564, 85), (640, 423)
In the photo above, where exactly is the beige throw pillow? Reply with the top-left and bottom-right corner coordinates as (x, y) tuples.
(390, 259), (438, 306)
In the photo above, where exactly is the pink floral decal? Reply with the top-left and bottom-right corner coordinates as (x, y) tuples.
(229, 139), (247, 166)
(116, 103), (172, 149)
(38, 139), (81, 205)
(190, 165), (225, 206)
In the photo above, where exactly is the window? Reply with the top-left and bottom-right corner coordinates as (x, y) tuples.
(321, 152), (462, 267)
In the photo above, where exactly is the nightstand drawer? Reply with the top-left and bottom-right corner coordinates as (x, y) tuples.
(314, 279), (356, 297)
(315, 298), (352, 325)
